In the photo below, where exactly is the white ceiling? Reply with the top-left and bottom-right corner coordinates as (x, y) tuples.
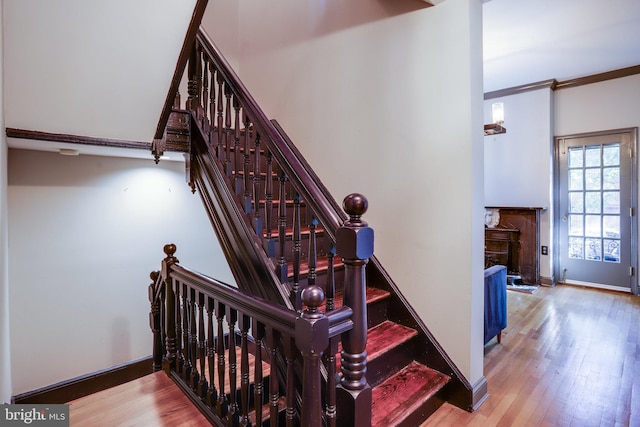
(483, 0), (640, 93)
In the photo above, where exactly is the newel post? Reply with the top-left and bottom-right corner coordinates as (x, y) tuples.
(161, 243), (179, 374)
(336, 194), (373, 427)
(296, 286), (329, 427)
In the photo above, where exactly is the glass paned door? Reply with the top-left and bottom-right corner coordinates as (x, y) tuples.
(556, 130), (636, 291)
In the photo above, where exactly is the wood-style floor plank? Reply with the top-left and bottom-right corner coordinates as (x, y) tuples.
(68, 371), (210, 426)
(424, 284), (640, 427)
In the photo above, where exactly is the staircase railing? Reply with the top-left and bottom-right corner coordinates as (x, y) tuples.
(150, 197), (373, 426)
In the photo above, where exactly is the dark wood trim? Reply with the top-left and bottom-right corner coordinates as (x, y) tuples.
(6, 128), (152, 151)
(12, 356), (153, 404)
(154, 0), (209, 140)
(484, 64), (640, 99)
(484, 79), (557, 100)
(554, 64), (640, 91)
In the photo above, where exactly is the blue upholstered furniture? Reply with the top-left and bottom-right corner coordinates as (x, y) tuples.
(484, 265), (507, 345)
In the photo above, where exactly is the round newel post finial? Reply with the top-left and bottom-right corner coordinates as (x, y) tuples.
(164, 243), (177, 257)
(150, 271), (159, 282)
(162, 244), (179, 268)
(343, 193), (368, 226)
(302, 286), (325, 318)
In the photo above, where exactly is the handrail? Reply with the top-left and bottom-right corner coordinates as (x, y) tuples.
(195, 29), (345, 240)
(168, 261), (354, 338)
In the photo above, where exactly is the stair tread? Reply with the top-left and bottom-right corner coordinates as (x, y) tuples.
(371, 361), (450, 427)
(366, 321), (419, 360)
(319, 286), (391, 311)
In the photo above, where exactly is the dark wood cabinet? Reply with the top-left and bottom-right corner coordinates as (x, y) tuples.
(485, 228), (520, 275)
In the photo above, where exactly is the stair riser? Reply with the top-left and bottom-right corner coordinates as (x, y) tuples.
(394, 395), (447, 427)
(366, 338), (418, 388)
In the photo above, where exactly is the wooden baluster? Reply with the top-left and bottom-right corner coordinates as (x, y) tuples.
(284, 336), (297, 427)
(252, 320), (265, 427)
(195, 43), (203, 118)
(161, 245), (179, 373)
(226, 307), (239, 426)
(326, 245), (336, 311)
(325, 337), (338, 427)
(149, 271), (163, 372)
(186, 44), (198, 112)
(233, 98), (242, 194)
(224, 85), (233, 177)
(160, 279), (166, 365)
(265, 327), (280, 427)
(297, 286), (328, 427)
(206, 296), (218, 408)
(307, 217), (318, 288)
(264, 151), (274, 246)
(216, 74), (225, 165)
(291, 194), (302, 311)
(336, 194), (374, 427)
(324, 244), (338, 427)
(216, 301), (228, 417)
(202, 57), (209, 129)
(209, 64), (217, 154)
(189, 288), (200, 389)
(276, 173), (288, 284)
(175, 279), (184, 374)
(242, 113), (252, 214)
(182, 284), (192, 381)
(239, 314), (251, 427)
(253, 132), (263, 235)
(197, 292), (208, 397)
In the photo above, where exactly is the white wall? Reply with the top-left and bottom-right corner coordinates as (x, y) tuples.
(204, 0), (485, 384)
(484, 89), (554, 279)
(555, 74), (640, 136)
(4, 0), (196, 142)
(202, 0), (240, 72)
(1, 0), (13, 404)
(8, 150), (234, 395)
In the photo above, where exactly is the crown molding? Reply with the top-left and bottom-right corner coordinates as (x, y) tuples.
(484, 79), (557, 100)
(484, 64), (640, 100)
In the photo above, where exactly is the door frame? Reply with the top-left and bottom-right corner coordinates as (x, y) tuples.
(553, 127), (638, 296)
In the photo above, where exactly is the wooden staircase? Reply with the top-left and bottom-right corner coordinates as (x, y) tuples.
(149, 25), (475, 426)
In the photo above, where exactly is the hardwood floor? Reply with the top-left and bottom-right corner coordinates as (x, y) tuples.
(68, 284), (639, 426)
(424, 284), (640, 427)
(68, 372), (210, 426)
